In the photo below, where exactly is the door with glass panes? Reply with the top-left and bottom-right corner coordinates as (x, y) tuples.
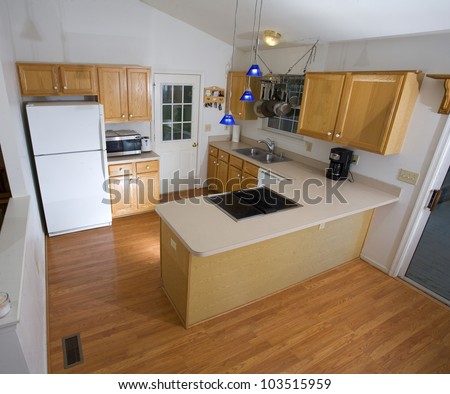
(154, 74), (200, 193)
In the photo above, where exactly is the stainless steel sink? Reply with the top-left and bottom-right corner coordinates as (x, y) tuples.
(233, 148), (289, 164)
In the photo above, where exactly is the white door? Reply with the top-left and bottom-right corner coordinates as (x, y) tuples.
(154, 74), (200, 193)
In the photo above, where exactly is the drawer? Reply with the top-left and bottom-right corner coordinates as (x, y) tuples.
(136, 160), (159, 174)
(229, 154), (243, 169)
(218, 150), (229, 162)
(209, 145), (219, 157)
(243, 161), (259, 178)
(109, 162), (134, 177)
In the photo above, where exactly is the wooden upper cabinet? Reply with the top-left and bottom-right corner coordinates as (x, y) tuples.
(127, 68), (151, 122)
(98, 66), (151, 123)
(59, 65), (97, 95)
(226, 71), (260, 120)
(297, 71), (421, 155)
(297, 73), (347, 141)
(97, 67), (128, 122)
(17, 63), (60, 96)
(17, 63), (97, 96)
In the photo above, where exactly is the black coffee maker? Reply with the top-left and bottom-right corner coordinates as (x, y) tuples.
(326, 148), (353, 180)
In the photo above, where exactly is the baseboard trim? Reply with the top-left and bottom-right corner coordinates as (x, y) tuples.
(360, 254), (389, 274)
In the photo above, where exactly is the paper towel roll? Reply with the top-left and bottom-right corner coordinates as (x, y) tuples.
(232, 125), (241, 142)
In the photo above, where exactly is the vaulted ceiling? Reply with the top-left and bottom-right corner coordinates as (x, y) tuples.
(141, 0), (450, 50)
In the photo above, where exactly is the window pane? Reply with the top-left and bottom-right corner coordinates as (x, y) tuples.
(183, 105), (192, 122)
(183, 123), (191, 140)
(184, 86), (193, 103)
(173, 85), (183, 103)
(280, 119), (293, 132)
(163, 124), (172, 141)
(173, 123), (182, 140)
(173, 105), (182, 122)
(162, 85), (172, 103)
(268, 117), (280, 129)
(162, 105), (172, 122)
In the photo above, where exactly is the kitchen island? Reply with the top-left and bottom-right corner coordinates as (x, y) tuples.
(156, 141), (401, 328)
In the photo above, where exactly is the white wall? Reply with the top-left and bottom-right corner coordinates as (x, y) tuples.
(7, 0), (239, 182)
(0, 1), (46, 373)
(238, 32), (450, 272)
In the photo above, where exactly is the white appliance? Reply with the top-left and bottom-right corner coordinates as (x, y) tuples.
(141, 136), (152, 152)
(26, 102), (112, 236)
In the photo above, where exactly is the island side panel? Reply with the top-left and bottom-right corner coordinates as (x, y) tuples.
(186, 210), (374, 327)
(160, 221), (190, 325)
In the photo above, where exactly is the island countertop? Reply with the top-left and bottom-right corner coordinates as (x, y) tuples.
(156, 141), (401, 257)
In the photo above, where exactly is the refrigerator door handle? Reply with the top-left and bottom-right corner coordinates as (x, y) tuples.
(98, 104), (109, 181)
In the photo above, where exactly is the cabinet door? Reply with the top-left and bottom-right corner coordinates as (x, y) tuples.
(59, 65), (98, 95)
(136, 172), (159, 211)
(127, 68), (151, 121)
(242, 172), (258, 189)
(207, 154), (219, 191)
(109, 176), (136, 217)
(226, 72), (259, 120)
(334, 73), (404, 153)
(297, 73), (347, 140)
(98, 67), (128, 123)
(227, 165), (242, 191)
(216, 160), (229, 193)
(17, 63), (60, 96)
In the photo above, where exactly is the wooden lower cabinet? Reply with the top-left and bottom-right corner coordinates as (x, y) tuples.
(207, 145), (260, 192)
(161, 209), (374, 328)
(108, 160), (159, 218)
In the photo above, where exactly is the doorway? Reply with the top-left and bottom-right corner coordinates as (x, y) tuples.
(392, 117), (450, 306)
(404, 166), (450, 303)
(153, 74), (200, 194)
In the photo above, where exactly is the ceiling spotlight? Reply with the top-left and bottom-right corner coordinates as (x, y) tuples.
(263, 30), (281, 46)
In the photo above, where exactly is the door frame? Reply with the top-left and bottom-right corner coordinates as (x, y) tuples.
(151, 71), (203, 192)
(390, 116), (450, 297)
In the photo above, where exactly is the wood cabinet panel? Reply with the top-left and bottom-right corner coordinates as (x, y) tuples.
(98, 67), (128, 122)
(59, 65), (97, 95)
(17, 63), (60, 96)
(297, 71), (421, 155)
(127, 68), (151, 121)
(297, 73), (347, 141)
(226, 71), (260, 120)
(108, 160), (159, 218)
(227, 165), (242, 191)
(216, 159), (229, 193)
(17, 63), (98, 96)
(207, 154), (219, 191)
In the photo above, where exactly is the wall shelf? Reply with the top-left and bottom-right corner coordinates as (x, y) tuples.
(427, 74), (450, 114)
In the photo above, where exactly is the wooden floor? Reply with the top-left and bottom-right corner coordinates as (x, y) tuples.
(46, 212), (450, 373)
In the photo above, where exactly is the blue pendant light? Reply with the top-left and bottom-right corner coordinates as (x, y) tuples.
(247, 64), (262, 77)
(240, 89), (254, 102)
(246, 0), (263, 78)
(219, 113), (236, 125)
(220, 0), (239, 126)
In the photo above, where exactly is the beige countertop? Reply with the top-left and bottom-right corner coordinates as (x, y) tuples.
(156, 141), (401, 257)
(107, 151), (159, 165)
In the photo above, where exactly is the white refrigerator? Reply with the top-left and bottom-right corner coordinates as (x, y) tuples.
(26, 102), (112, 236)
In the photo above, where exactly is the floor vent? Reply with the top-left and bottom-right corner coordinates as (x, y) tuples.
(62, 333), (84, 369)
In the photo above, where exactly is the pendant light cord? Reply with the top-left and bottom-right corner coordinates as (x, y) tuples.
(249, 0), (258, 66)
(229, 0), (239, 105)
(254, 0), (263, 64)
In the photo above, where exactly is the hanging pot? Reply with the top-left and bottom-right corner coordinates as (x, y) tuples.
(274, 101), (292, 117)
(261, 100), (277, 117)
(254, 100), (266, 118)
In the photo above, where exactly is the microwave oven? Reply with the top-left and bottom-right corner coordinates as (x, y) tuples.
(105, 130), (141, 157)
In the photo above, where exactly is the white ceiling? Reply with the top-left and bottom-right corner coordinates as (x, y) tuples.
(140, 0), (450, 50)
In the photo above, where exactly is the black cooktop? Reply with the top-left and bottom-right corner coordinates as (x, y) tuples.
(205, 187), (301, 221)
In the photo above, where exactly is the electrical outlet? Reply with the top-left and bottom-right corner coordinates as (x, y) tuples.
(205, 124), (211, 132)
(398, 169), (420, 185)
(351, 154), (360, 165)
(305, 141), (312, 152)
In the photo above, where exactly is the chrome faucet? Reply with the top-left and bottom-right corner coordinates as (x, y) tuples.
(258, 138), (275, 154)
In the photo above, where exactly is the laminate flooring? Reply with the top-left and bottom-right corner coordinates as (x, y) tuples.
(46, 212), (450, 373)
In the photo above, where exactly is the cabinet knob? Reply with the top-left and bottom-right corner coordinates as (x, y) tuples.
(121, 114), (125, 118)
(146, 165), (150, 169)
(327, 131), (332, 136)
(53, 86), (58, 90)
(335, 133), (341, 138)
(129, 114), (133, 119)
(119, 168), (122, 171)
(63, 85), (68, 90)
